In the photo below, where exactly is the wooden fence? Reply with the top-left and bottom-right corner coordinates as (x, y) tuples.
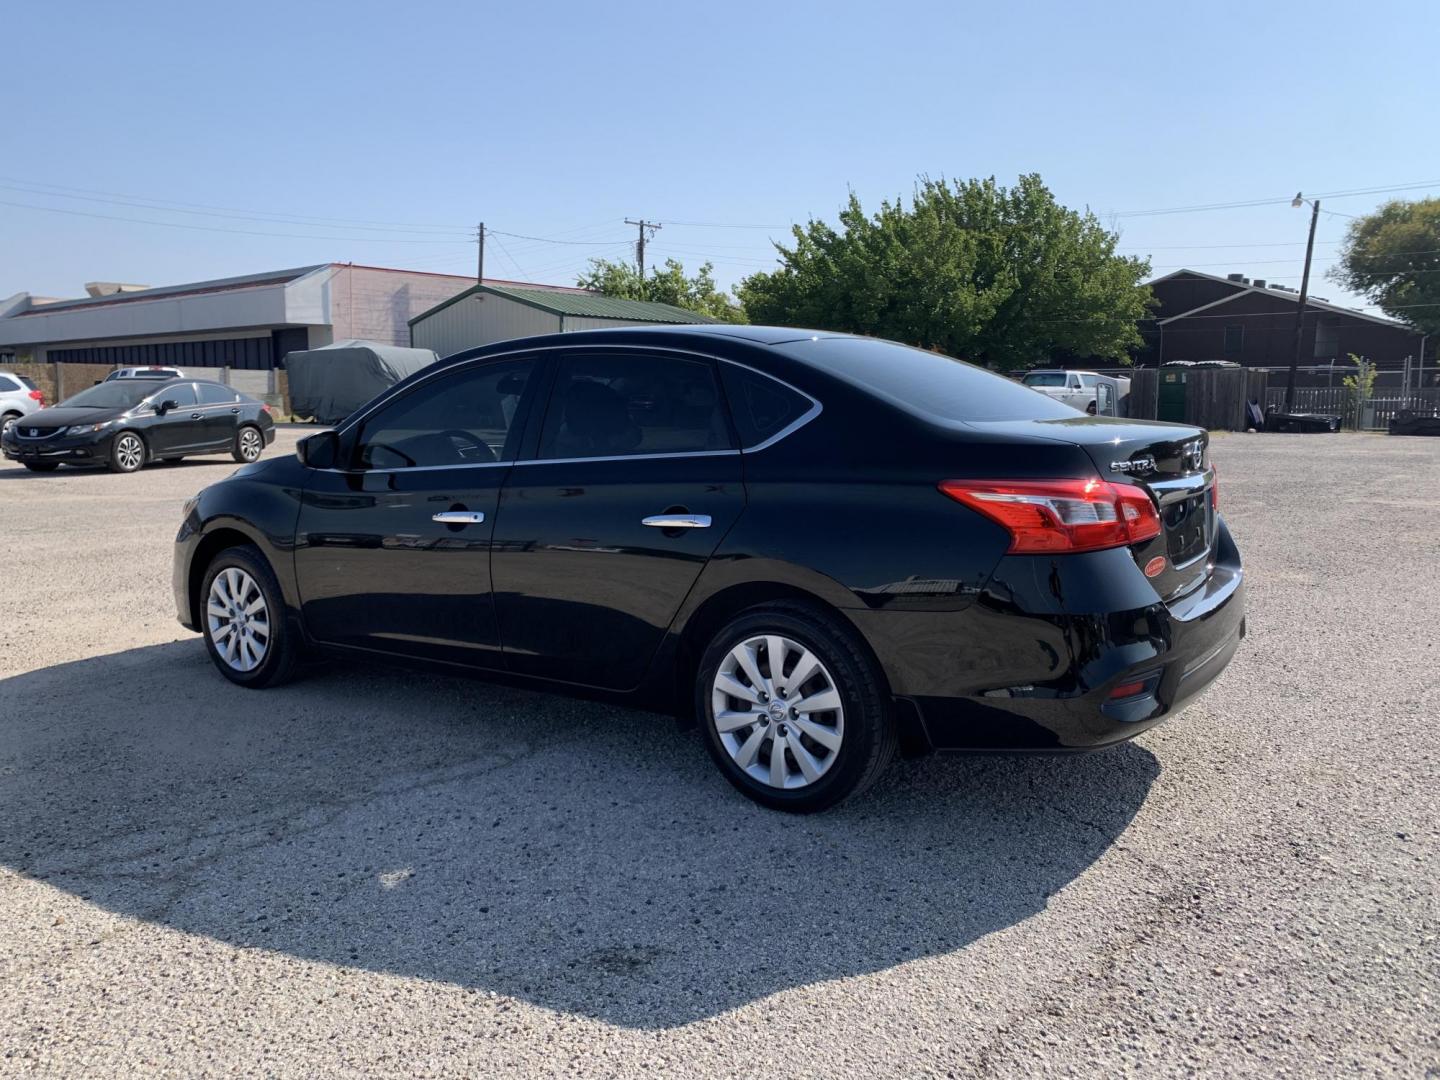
(1125, 368), (1268, 430)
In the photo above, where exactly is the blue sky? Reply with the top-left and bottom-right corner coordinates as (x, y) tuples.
(4, 0), (1437, 309)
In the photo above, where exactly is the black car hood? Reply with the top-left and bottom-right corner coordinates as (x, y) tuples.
(18, 406), (131, 428)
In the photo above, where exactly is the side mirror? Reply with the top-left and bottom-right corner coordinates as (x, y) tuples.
(155, 399), (179, 415)
(297, 429), (340, 470)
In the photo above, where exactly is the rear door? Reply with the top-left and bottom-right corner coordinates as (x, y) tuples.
(490, 347), (744, 690)
(196, 382), (242, 449)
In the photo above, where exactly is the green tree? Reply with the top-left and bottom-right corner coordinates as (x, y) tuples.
(736, 174), (1153, 369)
(578, 257), (746, 323)
(1331, 197), (1440, 336)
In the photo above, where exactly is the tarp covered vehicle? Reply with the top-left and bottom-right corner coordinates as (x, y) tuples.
(285, 340), (439, 425)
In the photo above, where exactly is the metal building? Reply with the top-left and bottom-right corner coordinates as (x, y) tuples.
(0, 264), (521, 371)
(409, 284), (717, 358)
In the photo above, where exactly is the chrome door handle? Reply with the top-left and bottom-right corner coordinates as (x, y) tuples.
(190, 412), (203, 419)
(432, 511), (485, 524)
(642, 514), (711, 529)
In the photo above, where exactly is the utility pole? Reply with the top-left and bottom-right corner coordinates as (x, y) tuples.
(1283, 194), (1321, 413)
(476, 222), (485, 285)
(624, 218), (661, 288)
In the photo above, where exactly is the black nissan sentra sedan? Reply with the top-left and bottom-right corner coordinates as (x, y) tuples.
(173, 326), (1244, 811)
(2, 376), (275, 473)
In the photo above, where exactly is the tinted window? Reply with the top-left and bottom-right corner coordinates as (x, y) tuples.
(719, 364), (811, 448)
(539, 353), (731, 459)
(56, 381), (157, 409)
(1021, 372), (1066, 387)
(353, 359), (533, 470)
(159, 383), (198, 408)
(16, 375), (37, 389)
(0, 375), (20, 392)
(778, 338), (1077, 422)
(197, 382), (239, 405)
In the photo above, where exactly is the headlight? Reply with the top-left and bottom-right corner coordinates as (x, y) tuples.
(65, 420), (112, 436)
(181, 495), (199, 518)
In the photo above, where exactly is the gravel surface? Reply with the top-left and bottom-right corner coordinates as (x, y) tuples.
(1, 429), (1436, 1078)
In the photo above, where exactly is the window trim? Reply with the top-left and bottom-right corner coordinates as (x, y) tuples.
(326, 343), (822, 472)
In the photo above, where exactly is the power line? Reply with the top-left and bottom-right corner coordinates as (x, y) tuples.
(0, 199), (475, 243)
(0, 177), (469, 233)
(487, 228), (634, 246)
(1110, 179), (1440, 219)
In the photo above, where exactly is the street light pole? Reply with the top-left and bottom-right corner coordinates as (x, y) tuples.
(1283, 193), (1321, 413)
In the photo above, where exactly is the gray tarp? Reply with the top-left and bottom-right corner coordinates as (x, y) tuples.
(284, 339), (439, 424)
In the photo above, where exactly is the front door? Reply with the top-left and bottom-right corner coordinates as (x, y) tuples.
(294, 356), (540, 667)
(492, 348), (744, 690)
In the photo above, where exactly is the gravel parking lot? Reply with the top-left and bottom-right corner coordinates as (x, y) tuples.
(1, 428), (1436, 1078)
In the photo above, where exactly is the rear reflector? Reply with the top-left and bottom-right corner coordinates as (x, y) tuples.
(1108, 680), (1148, 700)
(939, 478), (1163, 554)
(1210, 462), (1219, 510)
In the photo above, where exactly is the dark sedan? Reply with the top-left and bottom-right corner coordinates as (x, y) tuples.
(2, 377), (275, 473)
(172, 326), (1244, 812)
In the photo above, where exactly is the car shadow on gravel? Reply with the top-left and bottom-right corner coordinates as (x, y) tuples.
(0, 641), (1159, 1029)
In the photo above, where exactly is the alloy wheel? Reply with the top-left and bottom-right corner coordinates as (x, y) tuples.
(1, 415), (16, 436)
(711, 634), (844, 790)
(115, 434), (144, 471)
(207, 567), (271, 673)
(239, 427), (262, 461)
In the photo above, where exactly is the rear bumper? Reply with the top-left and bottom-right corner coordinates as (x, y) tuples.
(851, 519), (1246, 751)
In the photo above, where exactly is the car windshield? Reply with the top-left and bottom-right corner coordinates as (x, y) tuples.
(1021, 372), (1067, 387)
(778, 337), (1077, 422)
(57, 381), (164, 409)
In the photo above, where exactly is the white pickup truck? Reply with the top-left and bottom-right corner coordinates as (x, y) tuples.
(1021, 369), (1111, 414)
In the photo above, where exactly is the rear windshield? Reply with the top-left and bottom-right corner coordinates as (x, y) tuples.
(776, 337), (1077, 422)
(1022, 372), (1067, 387)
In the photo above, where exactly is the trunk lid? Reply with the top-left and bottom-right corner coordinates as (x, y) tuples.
(966, 416), (1217, 599)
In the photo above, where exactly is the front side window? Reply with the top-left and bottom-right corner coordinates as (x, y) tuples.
(157, 383), (198, 408)
(352, 358), (533, 470)
(1021, 372), (1067, 388)
(539, 353), (732, 459)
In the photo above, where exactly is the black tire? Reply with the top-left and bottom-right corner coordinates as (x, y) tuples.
(695, 602), (897, 813)
(232, 424), (264, 463)
(108, 431), (147, 473)
(1, 412), (21, 436)
(1085, 400), (1098, 415)
(199, 544), (299, 689)
(22, 461), (59, 472)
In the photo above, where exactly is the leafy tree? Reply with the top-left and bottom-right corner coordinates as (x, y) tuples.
(1331, 198), (1440, 336)
(578, 257), (746, 323)
(736, 175), (1153, 369)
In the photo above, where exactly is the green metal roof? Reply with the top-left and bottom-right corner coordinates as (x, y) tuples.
(409, 284), (718, 326)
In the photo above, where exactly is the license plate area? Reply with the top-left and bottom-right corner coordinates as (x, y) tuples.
(1164, 492), (1212, 567)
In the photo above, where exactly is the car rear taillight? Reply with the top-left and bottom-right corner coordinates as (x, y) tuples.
(27, 390), (44, 403)
(261, 403), (273, 415)
(939, 478), (1163, 554)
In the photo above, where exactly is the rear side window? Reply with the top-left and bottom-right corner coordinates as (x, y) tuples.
(0, 375), (20, 392)
(719, 363), (812, 448)
(777, 337), (1077, 422)
(16, 375), (37, 389)
(539, 353), (732, 459)
(197, 383), (239, 405)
